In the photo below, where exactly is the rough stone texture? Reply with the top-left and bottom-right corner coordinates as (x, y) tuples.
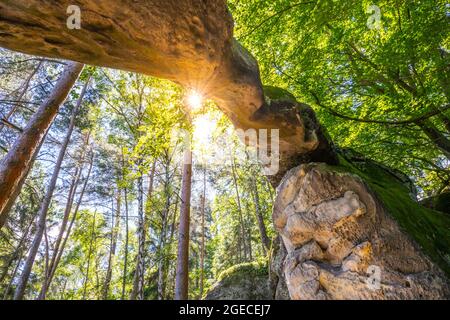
(0, 0), (337, 185)
(269, 236), (290, 300)
(273, 163), (450, 300)
(204, 262), (272, 300)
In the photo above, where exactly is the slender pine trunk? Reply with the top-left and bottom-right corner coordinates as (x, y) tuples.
(231, 155), (248, 261)
(102, 190), (121, 299)
(174, 149), (192, 300)
(130, 167), (145, 300)
(41, 147), (93, 298)
(120, 151), (129, 300)
(250, 176), (270, 253)
(13, 83), (85, 300)
(82, 211), (97, 300)
(0, 212), (34, 284)
(157, 161), (171, 300)
(39, 129), (91, 300)
(199, 169), (206, 298)
(0, 62), (83, 228)
(38, 166), (81, 299)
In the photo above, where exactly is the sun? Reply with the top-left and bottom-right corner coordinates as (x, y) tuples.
(186, 90), (204, 111)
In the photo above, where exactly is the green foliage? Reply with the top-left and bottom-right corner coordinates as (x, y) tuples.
(230, 0), (450, 195)
(336, 154), (450, 276)
(216, 260), (268, 283)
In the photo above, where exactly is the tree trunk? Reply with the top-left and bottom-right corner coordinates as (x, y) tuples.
(130, 169), (145, 300)
(40, 142), (93, 298)
(167, 193), (179, 298)
(0, 134), (46, 228)
(199, 169), (206, 298)
(156, 214), (168, 299)
(2, 254), (25, 300)
(231, 155), (248, 261)
(2, 0), (448, 300)
(157, 165), (171, 300)
(38, 78), (91, 300)
(174, 149), (192, 300)
(250, 176), (270, 254)
(13, 83), (85, 300)
(121, 151), (129, 300)
(0, 214), (35, 300)
(245, 201), (253, 262)
(102, 190), (121, 299)
(82, 211), (97, 300)
(38, 165), (81, 299)
(0, 62), (83, 229)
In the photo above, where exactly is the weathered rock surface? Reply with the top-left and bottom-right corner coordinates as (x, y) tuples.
(204, 262), (272, 300)
(273, 160), (450, 300)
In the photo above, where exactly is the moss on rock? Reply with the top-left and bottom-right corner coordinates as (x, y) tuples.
(263, 86), (297, 103)
(337, 152), (450, 277)
(217, 260), (268, 283)
(204, 261), (272, 300)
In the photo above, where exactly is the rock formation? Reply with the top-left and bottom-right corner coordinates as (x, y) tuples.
(0, 0), (449, 299)
(0, 0), (337, 185)
(273, 157), (450, 299)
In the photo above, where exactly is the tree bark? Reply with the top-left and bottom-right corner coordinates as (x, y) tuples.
(46, 150), (94, 296)
(102, 190), (121, 300)
(38, 165), (81, 299)
(231, 154), (249, 261)
(13, 80), (85, 300)
(38, 78), (91, 299)
(130, 168), (145, 300)
(120, 151), (129, 300)
(0, 134), (46, 228)
(40, 139), (93, 299)
(157, 160), (171, 300)
(250, 175), (270, 254)
(82, 211), (97, 300)
(0, 61), (83, 229)
(199, 169), (206, 298)
(174, 149), (192, 300)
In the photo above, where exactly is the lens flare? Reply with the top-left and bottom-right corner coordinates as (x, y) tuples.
(187, 91), (203, 111)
